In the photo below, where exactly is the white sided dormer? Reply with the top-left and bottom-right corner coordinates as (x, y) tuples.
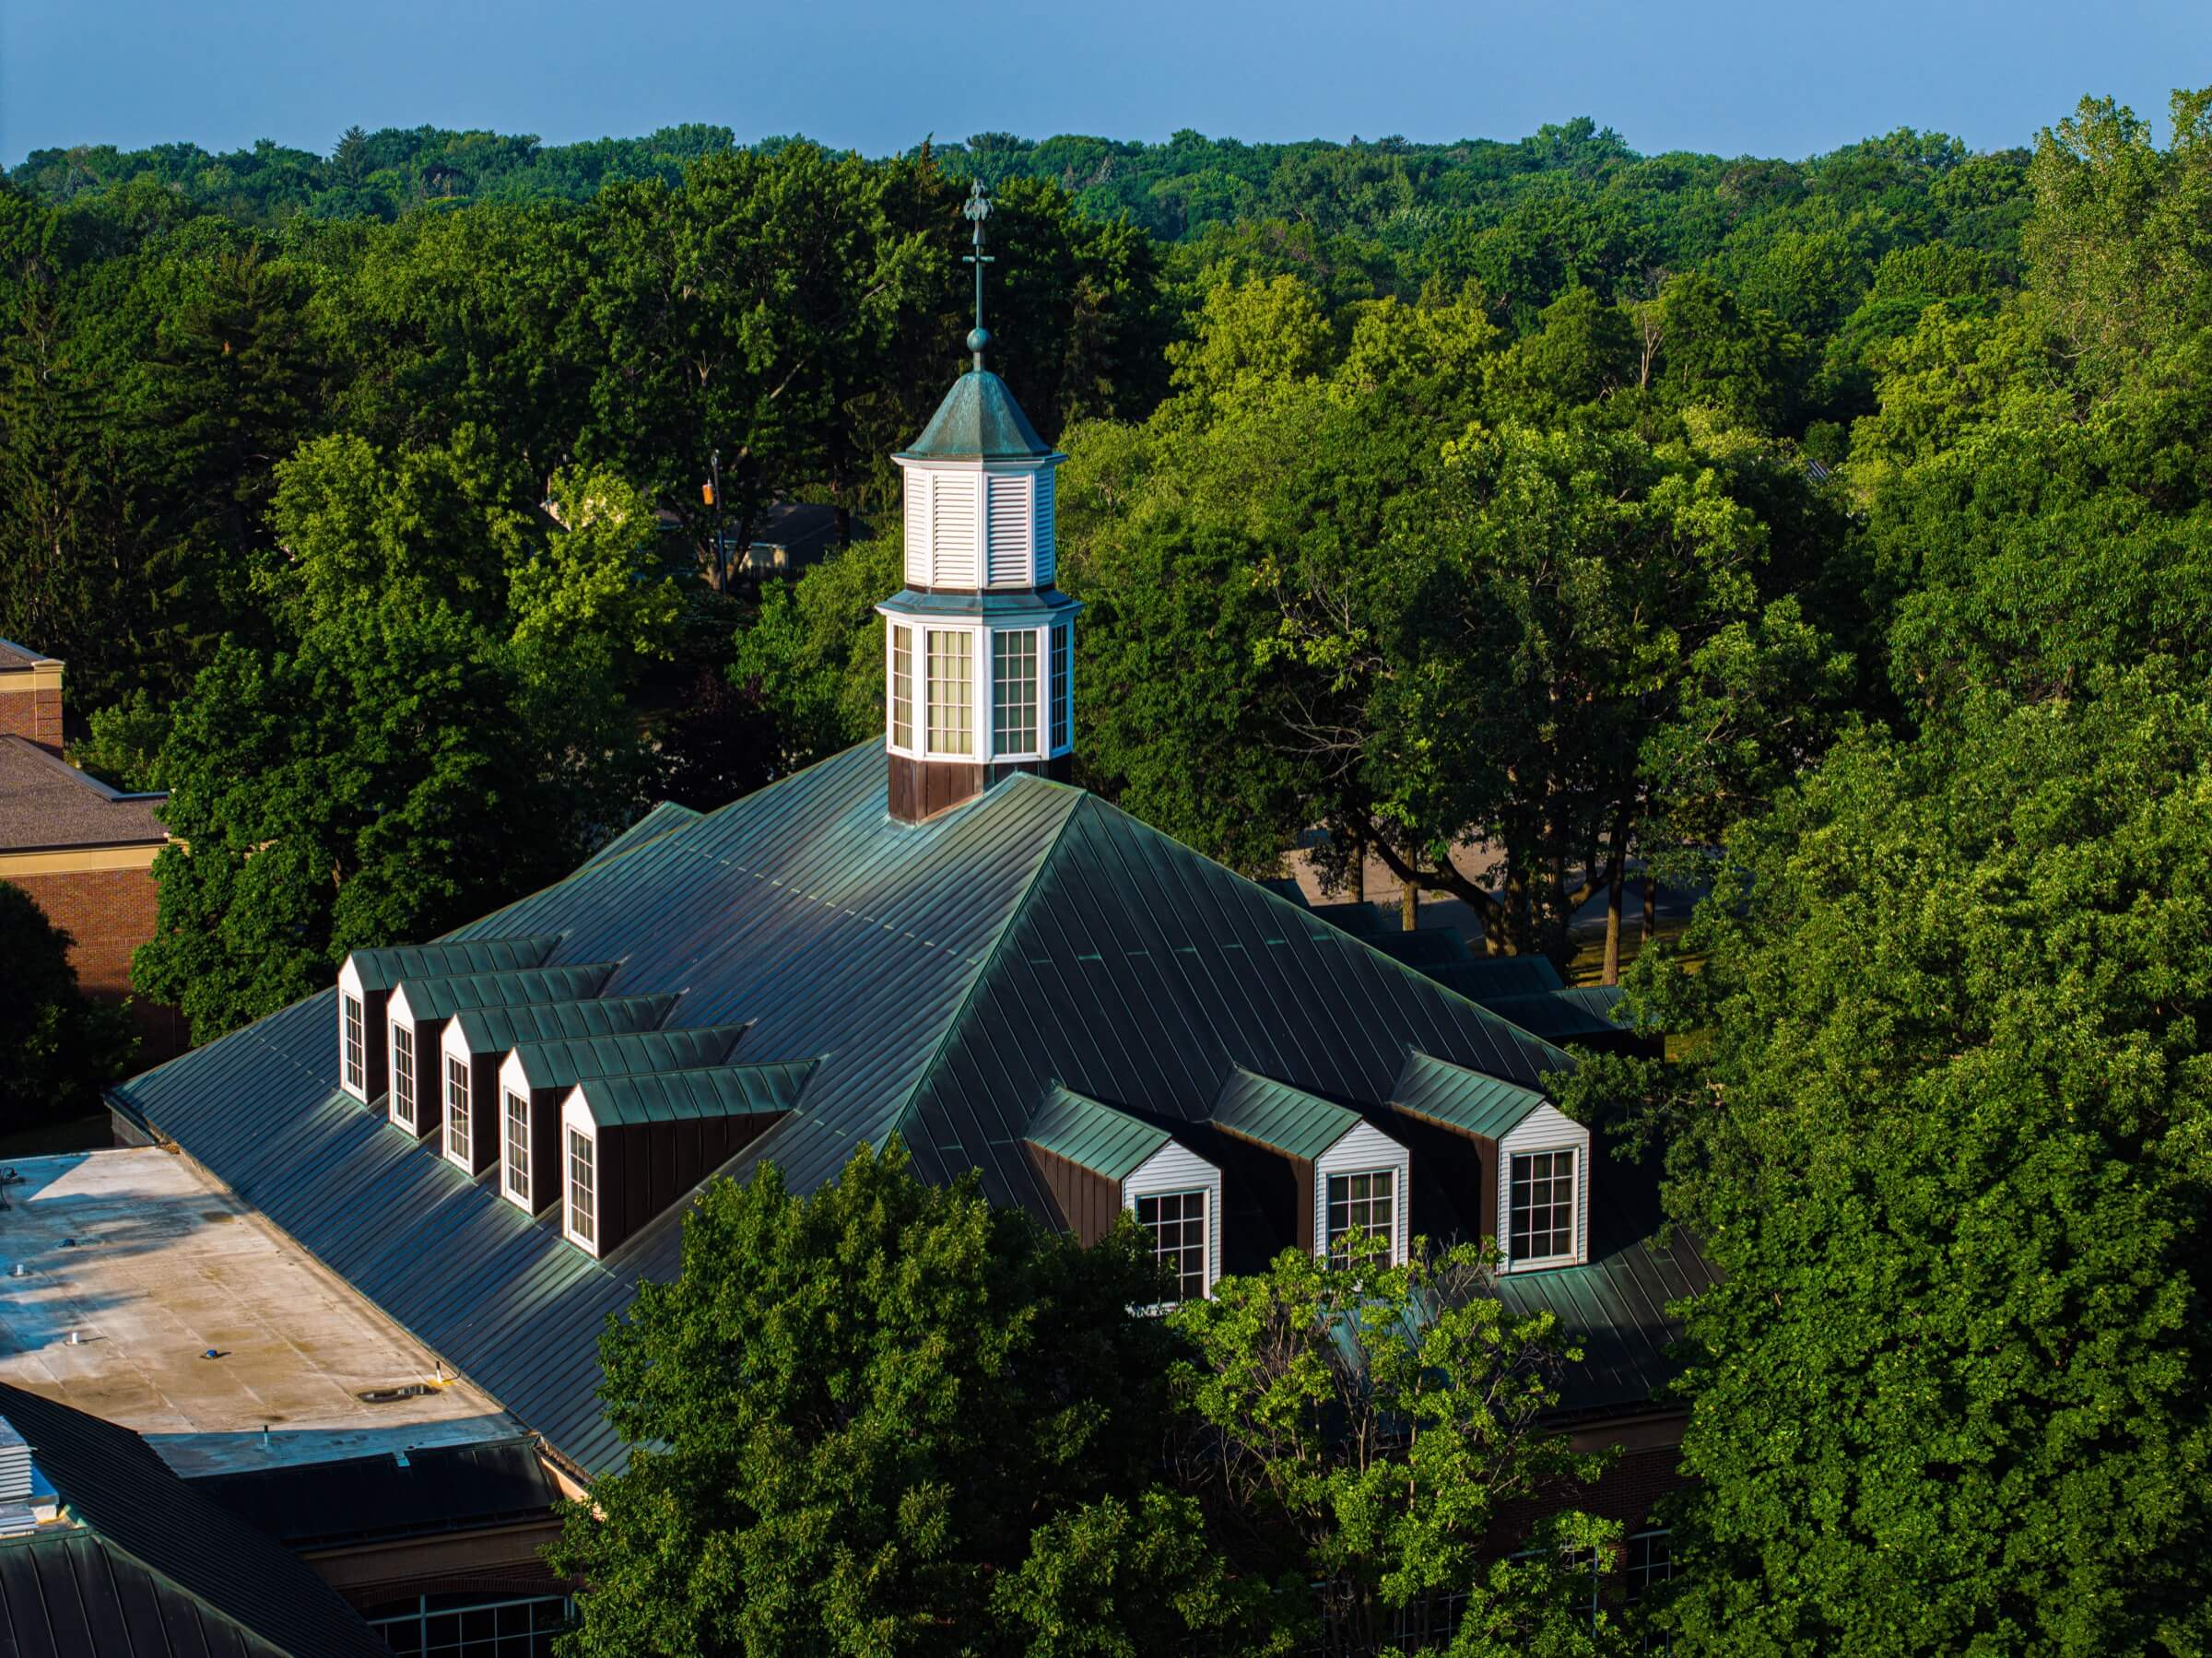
(1495, 1102), (1591, 1272)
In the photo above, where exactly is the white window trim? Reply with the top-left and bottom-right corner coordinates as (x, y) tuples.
(443, 1054), (473, 1171)
(390, 1021), (418, 1132)
(341, 993), (366, 1098)
(1497, 1104), (1592, 1272)
(991, 627), (1043, 760)
(1313, 1120), (1410, 1267)
(501, 1087), (533, 1207)
(1121, 1139), (1223, 1302)
(559, 1089), (600, 1256)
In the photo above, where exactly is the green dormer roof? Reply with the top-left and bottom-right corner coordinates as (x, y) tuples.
(1023, 1087), (1171, 1182)
(899, 370), (1054, 461)
(1387, 1051), (1548, 1141)
(1209, 1067), (1363, 1161)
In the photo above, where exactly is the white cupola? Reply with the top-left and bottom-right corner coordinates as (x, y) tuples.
(875, 181), (1079, 825)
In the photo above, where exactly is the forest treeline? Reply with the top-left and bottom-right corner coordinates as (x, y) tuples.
(4, 90), (2211, 1653)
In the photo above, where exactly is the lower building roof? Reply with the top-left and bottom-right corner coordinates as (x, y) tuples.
(0, 738), (166, 853)
(188, 1435), (559, 1552)
(0, 1382), (389, 1658)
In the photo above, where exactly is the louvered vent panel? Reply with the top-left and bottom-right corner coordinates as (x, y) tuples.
(1034, 471), (1056, 586)
(904, 473), (931, 584)
(931, 473), (977, 587)
(986, 474), (1030, 587)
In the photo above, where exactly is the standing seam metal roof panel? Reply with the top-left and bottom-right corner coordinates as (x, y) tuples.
(1020, 1088), (1172, 1182)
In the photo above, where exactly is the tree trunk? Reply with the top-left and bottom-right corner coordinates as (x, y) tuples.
(1641, 867), (1658, 946)
(1603, 855), (1625, 985)
(1401, 874), (1417, 933)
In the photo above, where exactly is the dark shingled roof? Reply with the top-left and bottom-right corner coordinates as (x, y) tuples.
(898, 370), (1054, 460)
(0, 1382), (387, 1658)
(0, 738), (167, 853)
(0, 639), (54, 671)
(112, 743), (1712, 1475)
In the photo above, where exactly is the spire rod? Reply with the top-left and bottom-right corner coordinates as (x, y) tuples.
(962, 178), (994, 372)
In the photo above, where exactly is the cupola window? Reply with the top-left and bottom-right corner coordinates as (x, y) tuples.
(925, 630), (973, 756)
(391, 1025), (417, 1130)
(343, 995), (365, 1092)
(1509, 1150), (1576, 1262)
(993, 629), (1038, 756)
(503, 1090), (531, 1200)
(1050, 623), (1070, 751)
(1325, 1169), (1396, 1267)
(1135, 1190), (1208, 1304)
(890, 625), (914, 751)
(567, 1127), (596, 1250)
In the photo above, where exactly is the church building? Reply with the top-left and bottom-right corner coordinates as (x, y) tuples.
(100, 196), (1710, 1619)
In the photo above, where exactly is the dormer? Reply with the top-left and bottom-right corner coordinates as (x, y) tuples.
(1021, 1088), (1223, 1303)
(1385, 1052), (1589, 1272)
(443, 994), (679, 1189)
(1208, 1067), (1410, 1268)
(556, 1061), (814, 1258)
(335, 935), (560, 1105)
(383, 961), (618, 1141)
(495, 1025), (749, 1224)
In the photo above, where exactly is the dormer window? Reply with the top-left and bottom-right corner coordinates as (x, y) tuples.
(503, 1089), (531, 1202)
(444, 1057), (471, 1169)
(566, 1127), (597, 1252)
(1134, 1190), (1208, 1303)
(1510, 1150), (1576, 1263)
(342, 995), (365, 1093)
(890, 626), (915, 751)
(391, 1025), (417, 1130)
(925, 630), (973, 756)
(1325, 1170), (1396, 1268)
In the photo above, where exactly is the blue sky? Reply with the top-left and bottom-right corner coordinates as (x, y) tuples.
(4, 0), (2205, 167)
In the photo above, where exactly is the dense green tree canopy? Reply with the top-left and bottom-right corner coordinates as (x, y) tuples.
(0, 882), (137, 1129)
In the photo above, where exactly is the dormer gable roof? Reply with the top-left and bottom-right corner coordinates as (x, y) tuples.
(452, 994), (678, 1054)
(1207, 1066), (1366, 1161)
(508, 1025), (747, 1091)
(393, 961), (618, 1023)
(1022, 1087), (1172, 1182)
(570, 1060), (817, 1129)
(346, 935), (560, 994)
(1386, 1051), (1549, 1142)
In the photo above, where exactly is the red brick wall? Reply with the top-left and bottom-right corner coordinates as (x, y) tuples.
(6, 866), (185, 1060)
(0, 683), (65, 757)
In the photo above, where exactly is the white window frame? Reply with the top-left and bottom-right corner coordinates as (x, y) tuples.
(1132, 1187), (1210, 1304)
(889, 623), (914, 752)
(1121, 1139), (1222, 1303)
(992, 627), (1041, 758)
(1312, 1120), (1409, 1266)
(1324, 1168), (1398, 1269)
(390, 1022), (417, 1131)
(561, 1091), (599, 1255)
(1496, 1103), (1591, 1272)
(1508, 1147), (1578, 1264)
(503, 1088), (532, 1205)
(342, 994), (365, 1095)
(924, 628), (975, 758)
(1049, 621), (1071, 753)
(443, 1055), (472, 1170)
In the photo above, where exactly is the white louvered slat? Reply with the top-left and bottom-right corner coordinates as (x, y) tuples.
(904, 471), (931, 584)
(985, 473), (1030, 587)
(931, 473), (977, 587)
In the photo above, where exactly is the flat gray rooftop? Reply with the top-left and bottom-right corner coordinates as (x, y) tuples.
(0, 1148), (520, 1477)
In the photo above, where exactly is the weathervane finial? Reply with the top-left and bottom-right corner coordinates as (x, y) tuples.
(962, 178), (994, 372)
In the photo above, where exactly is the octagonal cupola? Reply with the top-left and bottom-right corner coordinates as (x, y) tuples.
(877, 180), (1078, 824)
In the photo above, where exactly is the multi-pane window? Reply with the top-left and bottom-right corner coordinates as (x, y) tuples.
(993, 629), (1038, 756)
(1626, 1529), (1674, 1652)
(445, 1057), (471, 1162)
(1135, 1190), (1207, 1302)
(391, 1025), (416, 1128)
(1510, 1149), (1576, 1262)
(925, 630), (972, 756)
(1326, 1170), (1394, 1266)
(343, 995), (365, 1091)
(504, 1091), (531, 1199)
(890, 625), (914, 751)
(1049, 623), (1070, 750)
(368, 1592), (569, 1657)
(567, 1128), (596, 1248)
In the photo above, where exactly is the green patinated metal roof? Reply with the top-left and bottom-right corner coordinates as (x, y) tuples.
(574, 1060), (817, 1128)
(394, 960), (618, 1021)
(0, 1382), (387, 1658)
(1388, 1050), (1548, 1140)
(114, 744), (1708, 1476)
(1022, 1087), (1171, 1182)
(877, 588), (1082, 622)
(1362, 928), (1473, 970)
(584, 801), (701, 869)
(1418, 956), (1565, 999)
(1475, 986), (1627, 1041)
(512, 1025), (747, 1090)
(453, 994), (680, 1055)
(347, 935), (559, 994)
(1208, 1067), (1363, 1161)
(898, 370), (1054, 460)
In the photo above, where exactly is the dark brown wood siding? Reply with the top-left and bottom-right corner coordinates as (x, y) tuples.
(465, 1054), (504, 1177)
(1022, 1143), (1122, 1244)
(888, 755), (985, 823)
(1214, 1135), (1314, 1274)
(1388, 1114), (1495, 1247)
(594, 1112), (785, 1257)
(363, 990), (391, 1102)
(527, 1087), (565, 1217)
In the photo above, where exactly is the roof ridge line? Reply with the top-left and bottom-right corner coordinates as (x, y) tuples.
(889, 790), (1094, 1151)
